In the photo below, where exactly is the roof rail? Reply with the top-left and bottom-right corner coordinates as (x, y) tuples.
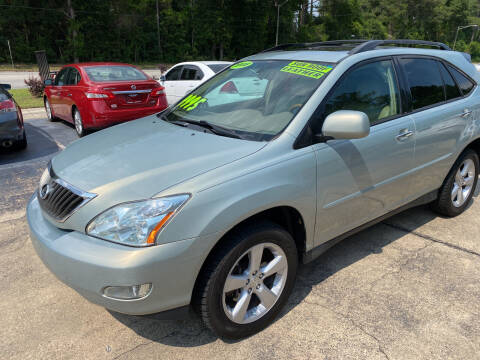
(262, 39), (451, 54)
(262, 40), (369, 52)
(349, 39), (451, 54)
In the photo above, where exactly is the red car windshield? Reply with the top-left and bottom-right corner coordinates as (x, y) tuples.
(84, 66), (148, 82)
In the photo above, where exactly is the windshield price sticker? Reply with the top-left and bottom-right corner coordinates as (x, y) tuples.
(231, 61), (253, 69)
(281, 61), (333, 79)
(177, 94), (207, 111)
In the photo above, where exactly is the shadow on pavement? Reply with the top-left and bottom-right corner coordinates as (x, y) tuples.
(108, 195), (476, 346)
(0, 123), (60, 165)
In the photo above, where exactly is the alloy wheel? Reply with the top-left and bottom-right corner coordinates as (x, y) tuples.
(74, 110), (83, 136)
(222, 242), (288, 324)
(45, 100), (52, 120)
(451, 158), (475, 207)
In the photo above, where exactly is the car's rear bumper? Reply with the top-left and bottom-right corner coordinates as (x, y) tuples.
(27, 193), (209, 315)
(0, 113), (23, 142)
(86, 100), (168, 128)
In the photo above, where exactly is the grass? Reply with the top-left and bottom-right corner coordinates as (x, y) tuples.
(9, 89), (44, 109)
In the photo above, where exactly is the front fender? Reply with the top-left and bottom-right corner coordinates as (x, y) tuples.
(158, 149), (317, 253)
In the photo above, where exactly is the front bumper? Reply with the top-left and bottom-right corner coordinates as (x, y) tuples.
(27, 194), (208, 315)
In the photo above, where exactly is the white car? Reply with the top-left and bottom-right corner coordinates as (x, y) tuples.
(475, 63), (480, 72)
(161, 61), (232, 105)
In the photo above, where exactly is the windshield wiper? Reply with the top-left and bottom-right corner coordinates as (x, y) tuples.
(158, 113), (243, 139)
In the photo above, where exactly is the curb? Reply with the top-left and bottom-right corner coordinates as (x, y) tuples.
(22, 107), (46, 120)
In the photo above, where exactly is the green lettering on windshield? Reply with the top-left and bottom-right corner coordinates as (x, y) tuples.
(231, 61), (253, 69)
(177, 94), (207, 111)
(280, 61), (333, 79)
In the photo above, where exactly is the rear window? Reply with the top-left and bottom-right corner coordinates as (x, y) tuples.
(207, 64), (230, 73)
(439, 63), (462, 101)
(84, 66), (148, 82)
(0, 89), (10, 101)
(447, 65), (475, 96)
(400, 58), (445, 110)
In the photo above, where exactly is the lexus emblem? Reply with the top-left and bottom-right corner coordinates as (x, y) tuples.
(39, 184), (51, 200)
(131, 84), (136, 90)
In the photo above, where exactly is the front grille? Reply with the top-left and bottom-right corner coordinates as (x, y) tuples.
(38, 166), (96, 222)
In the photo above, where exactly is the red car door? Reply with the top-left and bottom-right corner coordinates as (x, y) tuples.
(62, 67), (81, 122)
(50, 67), (70, 119)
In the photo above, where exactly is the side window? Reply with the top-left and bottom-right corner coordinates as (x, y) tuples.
(400, 58), (444, 110)
(324, 60), (401, 125)
(438, 63), (462, 101)
(165, 66), (182, 81)
(66, 68), (81, 85)
(181, 66), (204, 81)
(447, 65), (475, 96)
(55, 68), (69, 86)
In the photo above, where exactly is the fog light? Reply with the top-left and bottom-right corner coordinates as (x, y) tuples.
(103, 283), (152, 300)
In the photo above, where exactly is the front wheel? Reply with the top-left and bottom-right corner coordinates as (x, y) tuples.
(44, 98), (56, 122)
(73, 108), (86, 137)
(193, 221), (298, 339)
(432, 149), (479, 217)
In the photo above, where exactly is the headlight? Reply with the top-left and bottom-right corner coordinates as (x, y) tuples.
(86, 194), (190, 247)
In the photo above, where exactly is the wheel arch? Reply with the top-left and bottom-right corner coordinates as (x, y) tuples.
(191, 205), (306, 303)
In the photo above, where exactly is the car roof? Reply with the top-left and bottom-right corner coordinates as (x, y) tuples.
(247, 50), (348, 64)
(65, 62), (139, 68)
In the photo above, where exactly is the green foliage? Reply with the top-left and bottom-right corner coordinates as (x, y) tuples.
(0, 0), (479, 64)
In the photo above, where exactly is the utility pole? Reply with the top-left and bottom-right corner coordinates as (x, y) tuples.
(66, 0), (78, 63)
(7, 40), (14, 69)
(275, 0), (289, 46)
(453, 24), (479, 50)
(156, 0), (163, 60)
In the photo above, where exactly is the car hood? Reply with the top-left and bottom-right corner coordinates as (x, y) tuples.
(51, 116), (266, 198)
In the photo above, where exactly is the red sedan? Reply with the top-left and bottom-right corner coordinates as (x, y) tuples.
(44, 62), (168, 137)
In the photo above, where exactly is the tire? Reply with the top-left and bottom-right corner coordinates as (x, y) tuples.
(44, 98), (56, 122)
(193, 220), (298, 339)
(15, 131), (27, 150)
(431, 149), (479, 217)
(73, 108), (86, 137)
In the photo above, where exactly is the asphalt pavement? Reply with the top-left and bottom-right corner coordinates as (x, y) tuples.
(1, 116), (480, 359)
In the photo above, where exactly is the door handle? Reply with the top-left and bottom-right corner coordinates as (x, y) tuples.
(461, 109), (472, 118)
(396, 129), (414, 141)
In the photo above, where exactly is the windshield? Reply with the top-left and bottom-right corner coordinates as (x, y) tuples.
(164, 60), (334, 141)
(84, 66), (148, 82)
(207, 64), (231, 73)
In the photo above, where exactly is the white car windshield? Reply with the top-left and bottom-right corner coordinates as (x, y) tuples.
(164, 60), (334, 141)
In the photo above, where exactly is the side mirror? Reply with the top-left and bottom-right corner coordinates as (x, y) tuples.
(0, 83), (11, 90)
(44, 79), (53, 86)
(320, 110), (370, 140)
(160, 75), (166, 82)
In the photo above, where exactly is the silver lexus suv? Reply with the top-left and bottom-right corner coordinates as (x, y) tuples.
(27, 40), (480, 339)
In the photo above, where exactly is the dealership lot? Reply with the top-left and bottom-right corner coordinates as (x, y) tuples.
(1, 117), (480, 359)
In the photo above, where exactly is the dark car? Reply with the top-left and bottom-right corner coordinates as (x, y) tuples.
(43, 62), (168, 137)
(0, 84), (27, 151)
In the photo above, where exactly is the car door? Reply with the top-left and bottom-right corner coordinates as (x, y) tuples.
(397, 57), (476, 198)
(309, 58), (416, 245)
(50, 67), (70, 119)
(179, 65), (204, 94)
(163, 65), (183, 105)
(62, 67), (81, 122)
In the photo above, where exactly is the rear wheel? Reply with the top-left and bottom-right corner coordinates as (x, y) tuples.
(193, 221), (298, 339)
(73, 108), (86, 137)
(432, 149), (479, 217)
(44, 98), (56, 122)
